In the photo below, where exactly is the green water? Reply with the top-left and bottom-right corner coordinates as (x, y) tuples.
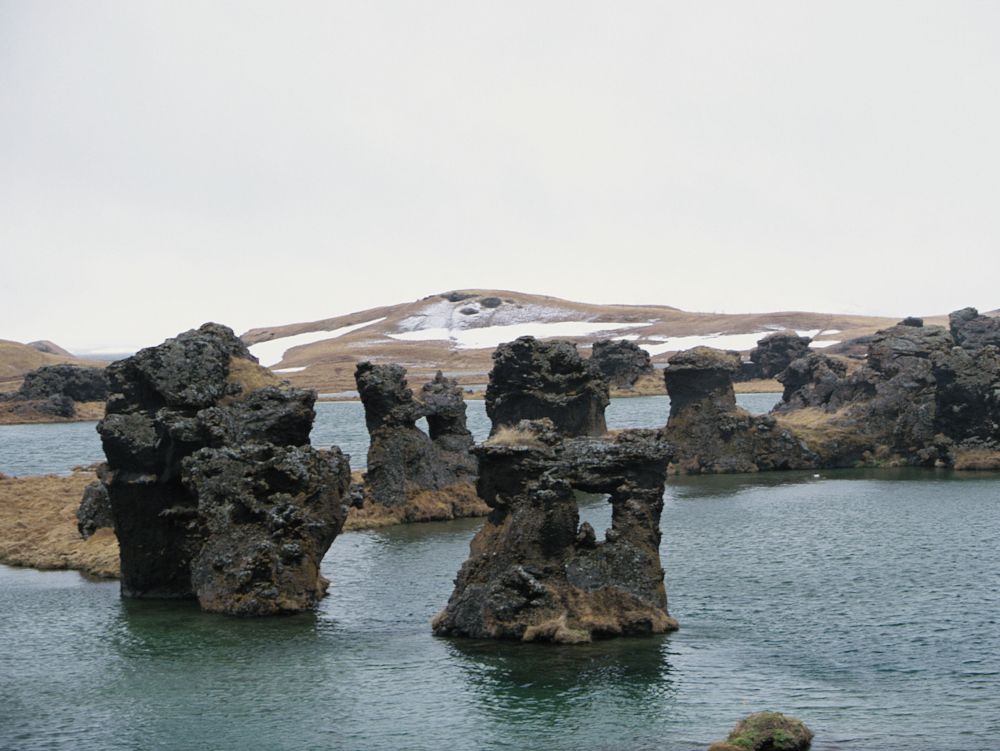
(2, 468), (998, 750)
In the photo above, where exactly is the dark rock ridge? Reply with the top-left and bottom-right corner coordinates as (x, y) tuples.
(17, 363), (108, 402)
(664, 347), (818, 473)
(94, 322), (351, 615)
(486, 336), (608, 436)
(950, 307), (1000, 350)
(0, 363), (108, 418)
(775, 312), (1000, 467)
(589, 339), (654, 389)
(433, 419), (678, 643)
(736, 332), (812, 381)
(355, 364), (482, 522)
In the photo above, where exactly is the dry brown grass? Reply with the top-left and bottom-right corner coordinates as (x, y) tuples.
(0, 469), (119, 578)
(774, 407), (872, 464)
(0, 340), (105, 379)
(953, 448), (1000, 471)
(0, 399), (106, 425)
(224, 357), (282, 401)
(608, 371), (666, 398)
(238, 289), (899, 394)
(485, 425), (545, 448)
(733, 378), (783, 393)
(344, 482), (488, 530)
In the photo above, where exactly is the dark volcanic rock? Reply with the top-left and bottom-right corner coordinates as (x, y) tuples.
(737, 332), (812, 381)
(433, 419), (678, 643)
(182, 444), (351, 615)
(95, 322), (349, 614)
(77, 479), (113, 539)
(950, 307), (1000, 350)
(486, 337), (608, 436)
(17, 364), (108, 402)
(665, 347), (817, 473)
(34, 394), (76, 418)
(775, 353), (850, 411)
(589, 339), (654, 389)
(775, 313), (1000, 467)
(356, 364), (481, 521)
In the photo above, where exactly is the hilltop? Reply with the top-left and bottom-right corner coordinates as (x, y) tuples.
(240, 289), (903, 394)
(0, 340), (107, 394)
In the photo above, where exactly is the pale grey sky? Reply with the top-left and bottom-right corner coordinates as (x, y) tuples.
(2, 1), (998, 351)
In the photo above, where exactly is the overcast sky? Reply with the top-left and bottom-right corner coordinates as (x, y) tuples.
(2, 1), (998, 351)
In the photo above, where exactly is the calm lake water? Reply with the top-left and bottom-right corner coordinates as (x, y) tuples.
(3, 393), (997, 750)
(0, 393), (780, 477)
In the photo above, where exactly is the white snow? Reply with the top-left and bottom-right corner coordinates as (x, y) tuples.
(397, 299), (590, 333)
(249, 317), (386, 366)
(796, 329), (821, 338)
(273, 366), (307, 373)
(641, 331), (772, 356)
(388, 321), (649, 350)
(809, 340), (841, 349)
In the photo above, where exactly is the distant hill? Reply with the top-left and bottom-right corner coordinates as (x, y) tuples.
(0, 340), (106, 393)
(240, 289), (903, 394)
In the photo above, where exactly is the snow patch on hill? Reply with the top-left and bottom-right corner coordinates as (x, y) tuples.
(642, 332), (773, 356)
(250, 318), (386, 367)
(389, 321), (648, 350)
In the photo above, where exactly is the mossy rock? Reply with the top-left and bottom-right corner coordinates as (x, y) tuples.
(722, 711), (813, 751)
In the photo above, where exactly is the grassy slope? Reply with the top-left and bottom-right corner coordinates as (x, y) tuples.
(241, 289), (899, 394)
(0, 339), (106, 393)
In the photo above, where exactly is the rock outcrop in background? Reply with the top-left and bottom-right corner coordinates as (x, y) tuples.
(0, 363), (108, 421)
(486, 337), (608, 437)
(664, 347), (817, 473)
(736, 332), (812, 381)
(354, 364), (483, 525)
(95, 322), (351, 615)
(433, 419), (678, 643)
(589, 339), (654, 389)
(773, 312), (1000, 468)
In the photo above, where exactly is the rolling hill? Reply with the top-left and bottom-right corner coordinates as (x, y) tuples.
(240, 290), (905, 395)
(0, 340), (107, 394)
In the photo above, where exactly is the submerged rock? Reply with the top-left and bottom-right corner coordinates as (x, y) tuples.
(486, 337), (608, 437)
(355, 364), (482, 524)
(94, 322), (350, 614)
(589, 339), (654, 389)
(664, 347), (817, 473)
(433, 419), (678, 643)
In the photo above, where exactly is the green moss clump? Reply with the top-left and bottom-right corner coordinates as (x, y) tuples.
(723, 711), (814, 751)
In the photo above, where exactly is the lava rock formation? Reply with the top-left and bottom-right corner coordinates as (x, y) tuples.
(433, 419), (678, 643)
(589, 339), (654, 389)
(486, 337), (609, 437)
(94, 322), (351, 614)
(664, 347), (818, 473)
(355, 364), (482, 523)
(736, 332), (812, 381)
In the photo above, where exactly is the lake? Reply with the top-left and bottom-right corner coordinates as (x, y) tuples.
(2, 394), (998, 750)
(0, 393), (780, 477)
